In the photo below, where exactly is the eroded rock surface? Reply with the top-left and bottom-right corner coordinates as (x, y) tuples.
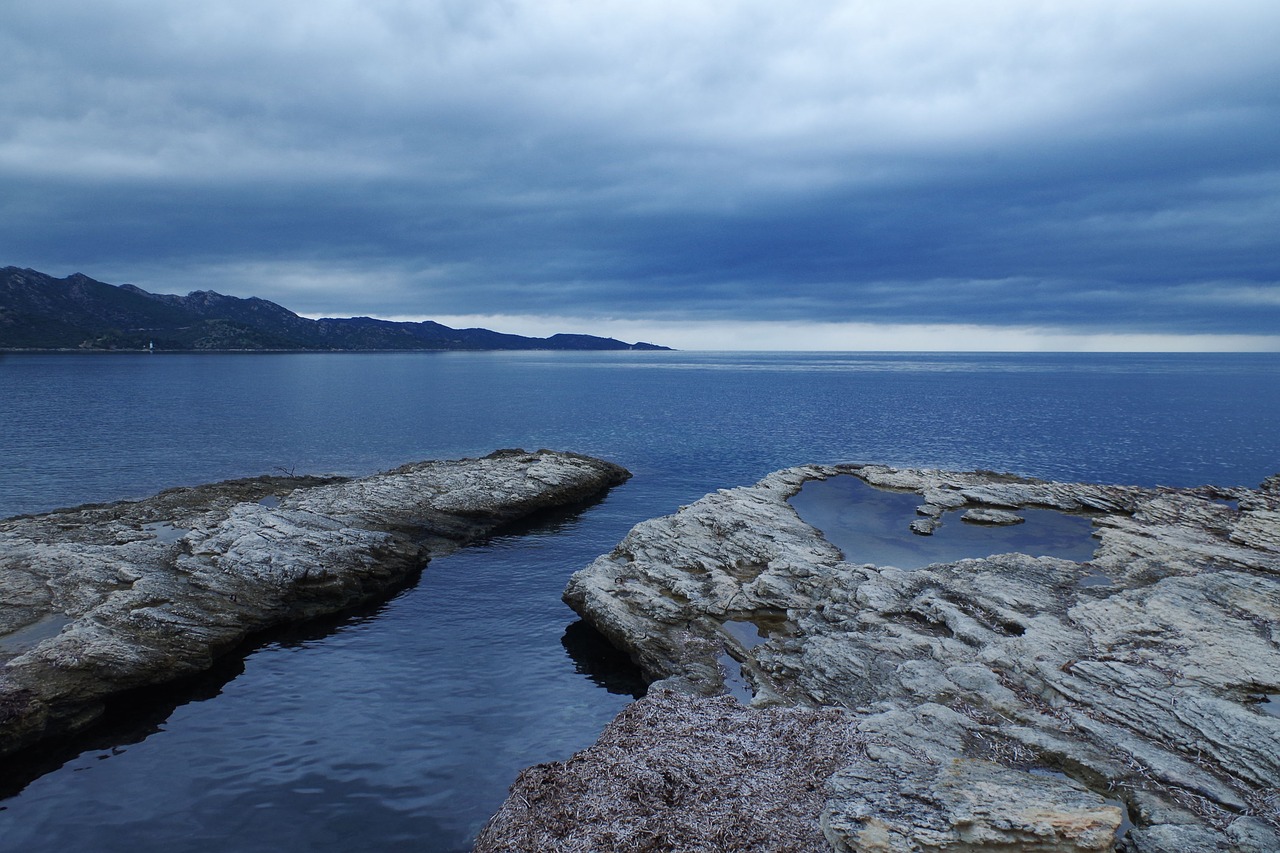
(0, 450), (629, 756)
(533, 464), (1280, 852)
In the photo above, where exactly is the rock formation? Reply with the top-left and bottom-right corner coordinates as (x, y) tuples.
(491, 464), (1280, 852)
(0, 450), (629, 757)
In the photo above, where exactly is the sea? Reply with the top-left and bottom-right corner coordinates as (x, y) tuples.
(1, 350), (1277, 851)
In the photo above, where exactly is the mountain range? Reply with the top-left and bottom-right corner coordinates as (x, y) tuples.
(0, 267), (670, 352)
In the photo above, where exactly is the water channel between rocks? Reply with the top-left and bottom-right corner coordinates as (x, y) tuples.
(3, 351), (1277, 853)
(788, 475), (1100, 569)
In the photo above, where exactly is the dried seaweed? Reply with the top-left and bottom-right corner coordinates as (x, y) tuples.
(474, 688), (864, 852)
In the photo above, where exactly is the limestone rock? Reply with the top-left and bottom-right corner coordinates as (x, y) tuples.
(910, 516), (942, 535)
(961, 507), (1025, 525)
(825, 704), (1123, 851)
(544, 464), (1280, 852)
(0, 450), (629, 756)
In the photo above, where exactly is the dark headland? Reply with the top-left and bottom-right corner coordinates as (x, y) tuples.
(0, 267), (671, 352)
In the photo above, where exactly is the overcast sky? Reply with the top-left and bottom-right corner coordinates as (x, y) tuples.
(3, 1), (1278, 349)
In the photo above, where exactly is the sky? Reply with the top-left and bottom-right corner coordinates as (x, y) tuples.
(2, 1), (1279, 350)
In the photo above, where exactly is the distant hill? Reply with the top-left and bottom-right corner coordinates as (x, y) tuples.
(0, 268), (671, 352)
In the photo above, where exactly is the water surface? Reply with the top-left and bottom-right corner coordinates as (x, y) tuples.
(789, 475), (1099, 569)
(1, 351), (1278, 850)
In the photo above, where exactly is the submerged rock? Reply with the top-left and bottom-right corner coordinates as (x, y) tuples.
(505, 463), (1280, 852)
(960, 507), (1025, 526)
(0, 450), (629, 757)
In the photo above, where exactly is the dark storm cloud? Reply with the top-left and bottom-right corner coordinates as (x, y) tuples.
(2, 0), (1278, 344)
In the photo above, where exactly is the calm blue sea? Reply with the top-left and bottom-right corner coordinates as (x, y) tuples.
(1, 351), (1277, 851)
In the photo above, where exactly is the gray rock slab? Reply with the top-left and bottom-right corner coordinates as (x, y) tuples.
(0, 449), (628, 756)
(961, 507), (1026, 525)
(540, 464), (1280, 851)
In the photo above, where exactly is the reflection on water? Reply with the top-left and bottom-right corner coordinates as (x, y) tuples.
(143, 521), (190, 543)
(560, 620), (646, 698)
(718, 653), (754, 704)
(721, 619), (769, 650)
(7, 768), (466, 853)
(1, 351), (1277, 851)
(789, 475), (1099, 569)
(0, 614), (72, 657)
(0, 507), (641, 852)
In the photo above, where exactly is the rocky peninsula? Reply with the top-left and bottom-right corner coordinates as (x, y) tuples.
(0, 450), (629, 757)
(478, 464), (1280, 852)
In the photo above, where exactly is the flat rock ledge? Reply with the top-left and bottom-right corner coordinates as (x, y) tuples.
(0, 449), (629, 757)
(493, 464), (1280, 852)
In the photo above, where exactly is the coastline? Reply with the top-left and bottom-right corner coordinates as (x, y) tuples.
(484, 464), (1280, 851)
(0, 451), (629, 758)
(3, 351), (1278, 851)
(0, 347), (677, 354)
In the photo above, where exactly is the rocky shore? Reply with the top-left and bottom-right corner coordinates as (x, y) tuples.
(479, 464), (1280, 852)
(0, 450), (629, 757)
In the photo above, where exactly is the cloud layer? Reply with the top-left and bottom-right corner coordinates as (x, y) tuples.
(3, 0), (1278, 346)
